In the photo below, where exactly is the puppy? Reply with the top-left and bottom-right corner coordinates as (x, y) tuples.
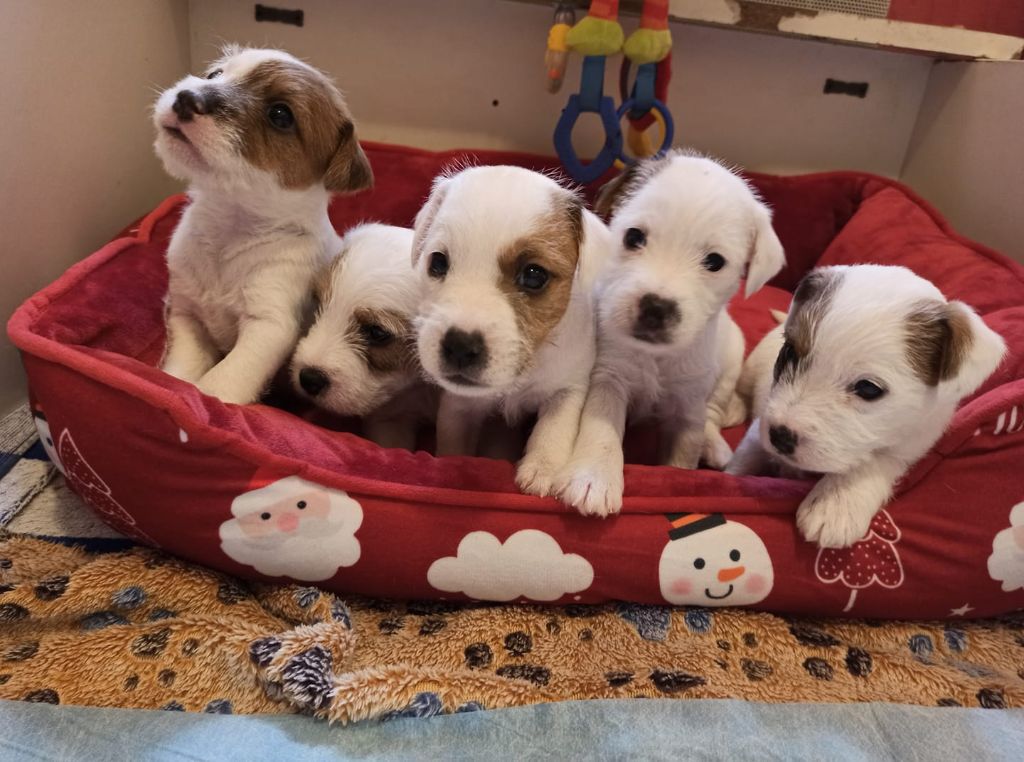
(555, 151), (786, 517)
(291, 224), (433, 449)
(727, 264), (1006, 548)
(412, 165), (611, 495)
(154, 46), (373, 404)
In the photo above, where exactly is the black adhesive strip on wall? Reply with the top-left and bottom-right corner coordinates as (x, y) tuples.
(823, 79), (869, 98)
(254, 4), (304, 27)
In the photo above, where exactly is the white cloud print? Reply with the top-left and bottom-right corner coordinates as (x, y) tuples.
(988, 501), (1024, 593)
(427, 529), (594, 602)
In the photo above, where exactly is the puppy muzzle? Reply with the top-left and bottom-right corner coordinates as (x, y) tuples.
(632, 293), (681, 344)
(439, 328), (488, 386)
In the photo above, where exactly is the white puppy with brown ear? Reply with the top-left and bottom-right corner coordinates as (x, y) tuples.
(153, 46), (372, 404)
(291, 224), (433, 450)
(555, 151), (785, 517)
(727, 264), (1006, 548)
(412, 166), (611, 495)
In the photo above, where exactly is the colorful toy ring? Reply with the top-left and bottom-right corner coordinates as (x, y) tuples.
(613, 97), (673, 169)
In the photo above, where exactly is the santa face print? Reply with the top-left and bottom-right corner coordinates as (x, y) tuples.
(219, 473), (363, 582)
(33, 412), (65, 475)
(658, 515), (774, 606)
(234, 489), (332, 539)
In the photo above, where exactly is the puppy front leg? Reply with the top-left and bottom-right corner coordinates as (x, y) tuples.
(554, 381), (628, 517)
(162, 311), (219, 383)
(724, 418), (774, 476)
(435, 393), (489, 457)
(197, 318), (298, 405)
(516, 386), (587, 497)
(363, 415), (418, 451)
(797, 455), (907, 548)
(665, 407), (708, 470)
(702, 318), (745, 469)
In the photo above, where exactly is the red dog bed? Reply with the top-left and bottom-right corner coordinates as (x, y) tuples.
(9, 142), (1024, 619)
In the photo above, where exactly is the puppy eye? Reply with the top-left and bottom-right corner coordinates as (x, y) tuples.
(702, 252), (726, 272)
(427, 251), (449, 279)
(851, 379), (887, 401)
(517, 264), (550, 293)
(623, 227), (646, 251)
(260, 512), (271, 520)
(773, 341), (797, 383)
(205, 69), (223, 80)
(267, 102), (295, 131)
(359, 323), (393, 346)
(693, 558), (706, 570)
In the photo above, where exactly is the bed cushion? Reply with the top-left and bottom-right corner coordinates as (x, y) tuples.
(8, 142), (1024, 618)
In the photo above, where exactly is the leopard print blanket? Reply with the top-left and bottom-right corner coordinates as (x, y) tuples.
(1, 536), (1021, 722)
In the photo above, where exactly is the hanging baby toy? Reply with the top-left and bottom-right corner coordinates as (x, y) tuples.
(550, 0), (675, 183)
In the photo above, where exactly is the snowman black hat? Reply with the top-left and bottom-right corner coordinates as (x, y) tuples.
(666, 512), (726, 541)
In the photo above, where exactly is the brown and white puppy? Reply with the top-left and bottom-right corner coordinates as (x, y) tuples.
(728, 264), (1006, 547)
(412, 166), (612, 495)
(291, 224), (434, 450)
(154, 46), (372, 404)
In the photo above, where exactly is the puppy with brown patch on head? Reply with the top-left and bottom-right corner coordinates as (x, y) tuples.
(554, 151), (786, 518)
(153, 46), (372, 404)
(727, 264), (1006, 548)
(291, 224), (434, 450)
(412, 165), (612, 495)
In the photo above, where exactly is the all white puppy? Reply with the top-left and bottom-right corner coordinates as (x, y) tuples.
(291, 224), (433, 450)
(555, 151), (786, 517)
(727, 264), (1006, 548)
(154, 46), (372, 404)
(412, 166), (611, 495)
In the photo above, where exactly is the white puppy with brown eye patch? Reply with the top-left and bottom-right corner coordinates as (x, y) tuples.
(554, 151), (786, 517)
(412, 165), (611, 495)
(291, 224), (433, 450)
(727, 264), (1006, 548)
(154, 46), (373, 405)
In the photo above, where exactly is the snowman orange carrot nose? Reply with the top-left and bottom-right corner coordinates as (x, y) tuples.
(718, 566), (745, 582)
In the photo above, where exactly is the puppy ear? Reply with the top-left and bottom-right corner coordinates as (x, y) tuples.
(905, 300), (1006, 396)
(744, 204), (786, 297)
(411, 175), (451, 266)
(324, 121), (373, 194)
(594, 163), (642, 219)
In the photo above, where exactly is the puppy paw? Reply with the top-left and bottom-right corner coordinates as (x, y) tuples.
(554, 459), (624, 518)
(515, 453), (560, 498)
(197, 376), (256, 406)
(701, 431), (734, 471)
(796, 487), (878, 548)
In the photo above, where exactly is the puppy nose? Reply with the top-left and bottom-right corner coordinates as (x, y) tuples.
(298, 367), (330, 396)
(768, 425), (798, 456)
(173, 89), (206, 121)
(637, 293), (680, 332)
(441, 328), (487, 372)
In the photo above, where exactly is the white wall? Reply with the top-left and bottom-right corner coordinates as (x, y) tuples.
(901, 61), (1024, 263)
(188, 0), (932, 176)
(0, 0), (191, 416)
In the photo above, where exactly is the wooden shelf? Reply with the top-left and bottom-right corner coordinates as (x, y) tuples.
(516, 0), (1024, 61)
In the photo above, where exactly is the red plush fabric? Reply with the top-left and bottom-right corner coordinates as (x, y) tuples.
(9, 141), (1024, 618)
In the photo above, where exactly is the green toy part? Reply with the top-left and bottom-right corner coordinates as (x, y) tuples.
(566, 15), (625, 57)
(623, 27), (672, 65)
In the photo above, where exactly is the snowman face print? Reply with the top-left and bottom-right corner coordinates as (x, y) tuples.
(658, 514), (774, 606)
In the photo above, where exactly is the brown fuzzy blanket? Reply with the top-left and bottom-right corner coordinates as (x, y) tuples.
(1, 536), (1021, 722)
